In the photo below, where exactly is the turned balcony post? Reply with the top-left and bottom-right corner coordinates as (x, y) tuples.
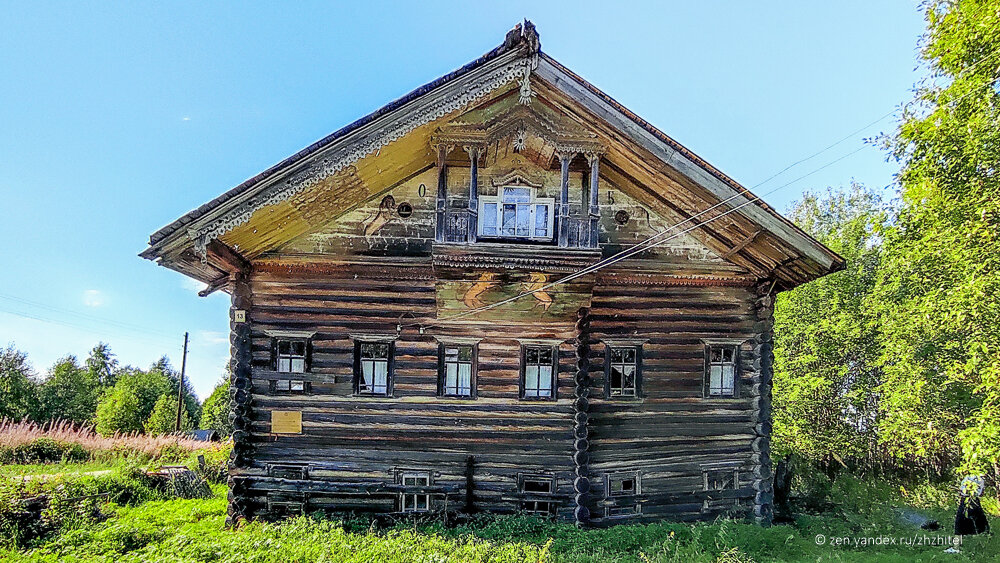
(434, 144), (451, 243)
(464, 145), (482, 243)
(557, 151), (574, 248)
(586, 153), (601, 248)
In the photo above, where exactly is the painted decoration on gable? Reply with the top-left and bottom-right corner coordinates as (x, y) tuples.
(436, 271), (589, 322)
(362, 195), (397, 239)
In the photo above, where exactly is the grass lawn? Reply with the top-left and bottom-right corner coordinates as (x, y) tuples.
(0, 460), (118, 478)
(3, 482), (997, 562)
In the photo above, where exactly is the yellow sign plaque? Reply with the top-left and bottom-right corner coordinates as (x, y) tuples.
(271, 410), (302, 434)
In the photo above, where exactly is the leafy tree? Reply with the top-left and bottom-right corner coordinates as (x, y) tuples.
(874, 0), (1000, 478)
(0, 344), (40, 421)
(200, 379), (232, 436)
(149, 356), (201, 428)
(772, 184), (888, 471)
(36, 356), (99, 424)
(144, 394), (193, 434)
(94, 365), (173, 435)
(95, 384), (143, 435)
(85, 343), (119, 388)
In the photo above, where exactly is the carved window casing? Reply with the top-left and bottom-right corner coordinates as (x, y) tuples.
(520, 345), (557, 400)
(354, 339), (394, 396)
(704, 342), (741, 398)
(606, 345), (641, 398)
(438, 343), (477, 398)
(479, 186), (554, 241)
(271, 338), (310, 394)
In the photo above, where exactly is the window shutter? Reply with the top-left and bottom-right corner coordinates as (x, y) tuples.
(436, 343), (445, 397)
(305, 339), (313, 373)
(703, 345), (712, 398)
(352, 340), (362, 394)
(270, 338), (278, 372)
(550, 345), (559, 400)
(635, 345), (644, 398)
(518, 345), (527, 399)
(387, 340), (396, 397)
(603, 344), (612, 399)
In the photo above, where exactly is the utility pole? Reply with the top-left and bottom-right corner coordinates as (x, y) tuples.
(175, 332), (189, 432)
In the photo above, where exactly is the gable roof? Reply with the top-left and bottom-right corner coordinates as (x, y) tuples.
(142, 21), (844, 290)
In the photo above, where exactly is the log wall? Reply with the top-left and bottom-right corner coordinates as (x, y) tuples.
(228, 261), (772, 525)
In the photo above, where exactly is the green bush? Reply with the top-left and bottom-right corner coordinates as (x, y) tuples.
(0, 438), (89, 465)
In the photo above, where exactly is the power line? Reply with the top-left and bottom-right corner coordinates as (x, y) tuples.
(0, 293), (178, 340)
(417, 144), (867, 328)
(409, 47), (1000, 328)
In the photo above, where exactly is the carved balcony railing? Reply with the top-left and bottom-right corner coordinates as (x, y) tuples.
(444, 209), (470, 243)
(440, 209), (597, 248)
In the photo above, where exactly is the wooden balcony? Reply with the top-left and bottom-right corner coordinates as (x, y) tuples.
(440, 208), (598, 249)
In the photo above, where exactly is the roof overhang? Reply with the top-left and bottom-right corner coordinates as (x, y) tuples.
(141, 21), (844, 292)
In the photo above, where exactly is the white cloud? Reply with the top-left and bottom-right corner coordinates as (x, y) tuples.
(181, 278), (207, 292)
(198, 330), (229, 346)
(182, 116), (191, 121)
(83, 289), (105, 307)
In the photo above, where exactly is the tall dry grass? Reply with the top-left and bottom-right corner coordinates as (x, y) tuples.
(0, 418), (208, 459)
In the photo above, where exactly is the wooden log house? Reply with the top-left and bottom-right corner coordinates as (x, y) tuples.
(141, 22), (843, 527)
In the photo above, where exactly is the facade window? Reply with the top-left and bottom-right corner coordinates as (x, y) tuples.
(439, 344), (476, 398)
(520, 476), (554, 515)
(276, 339), (307, 373)
(355, 340), (392, 396)
(479, 187), (554, 240)
(703, 468), (739, 491)
(272, 338), (309, 395)
(705, 344), (739, 397)
(270, 379), (310, 394)
(521, 345), (556, 399)
(607, 473), (640, 497)
(399, 472), (431, 513)
(606, 346), (640, 398)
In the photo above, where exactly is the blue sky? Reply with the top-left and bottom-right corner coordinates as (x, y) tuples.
(0, 2), (926, 400)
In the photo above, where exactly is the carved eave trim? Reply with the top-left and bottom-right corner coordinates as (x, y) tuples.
(254, 259), (435, 281)
(180, 52), (540, 260)
(596, 272), (755, 287)
(432, 249), (600, 273)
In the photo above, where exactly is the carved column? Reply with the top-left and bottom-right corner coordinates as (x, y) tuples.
(434, 144), (451, 243)
(557, 151), (574, 247)
(750, 281), (775, 526)
(586, 153), (601, 249)
(573, 307), (592, 527)
(465, 145), (481, 243)
(226, 271), (254, 527)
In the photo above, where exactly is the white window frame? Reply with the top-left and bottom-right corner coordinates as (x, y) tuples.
(276, 339), (307, 374)
(478, 186), (555, 241)
(399, 472), (431, 513)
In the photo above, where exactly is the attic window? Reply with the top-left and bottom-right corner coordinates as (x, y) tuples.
(479, 187), (554, 240)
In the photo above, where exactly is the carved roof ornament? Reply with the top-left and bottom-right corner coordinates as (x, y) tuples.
(186, 24), (544, 261)
(518, 63), (535, 105)
(490, 168), (544, 189)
